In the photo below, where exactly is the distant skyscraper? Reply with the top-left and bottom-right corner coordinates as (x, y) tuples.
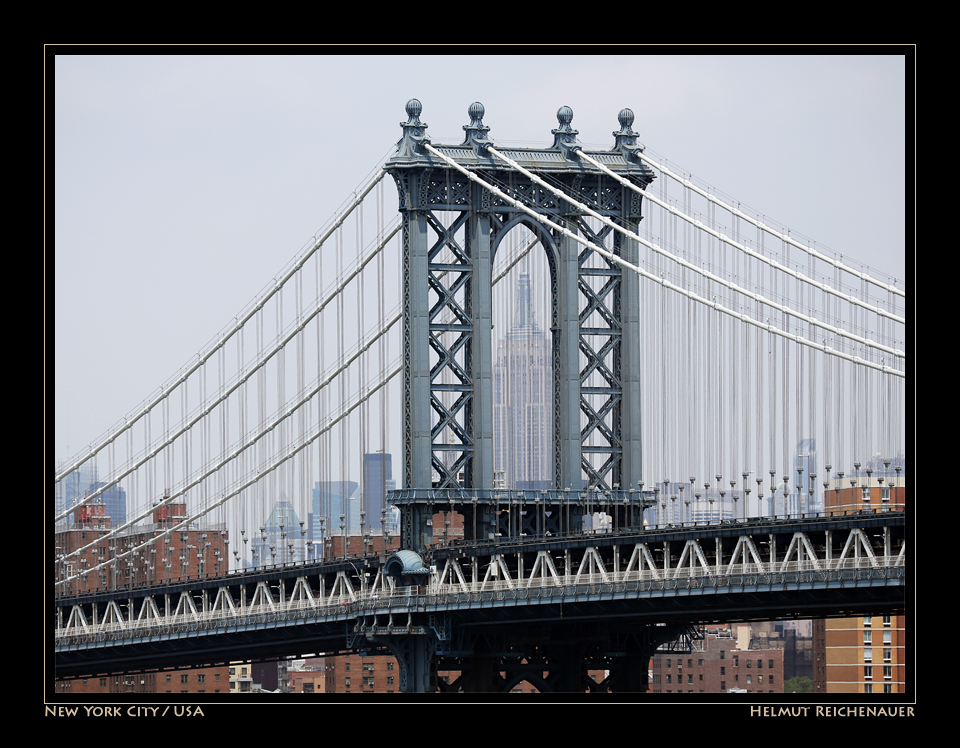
(363, 452), (392, 533)
(791, 438), (818, 515)
(251, 500), (305, 567)
(56, 463), (126, 528)
(310, 480), (358, 542)
(493, 271), (552, 490)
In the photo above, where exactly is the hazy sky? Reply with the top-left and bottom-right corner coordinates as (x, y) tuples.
(52, 52), (909, 462)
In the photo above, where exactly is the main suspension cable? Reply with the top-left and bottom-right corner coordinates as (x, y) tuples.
(55, 169), (388, 485)
(424, 143), (902, 378)
(633, 148), (905, 299)
(486, 146), (903, 361)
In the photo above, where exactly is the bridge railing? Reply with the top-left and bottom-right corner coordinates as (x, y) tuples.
(55, 554), (903, 646)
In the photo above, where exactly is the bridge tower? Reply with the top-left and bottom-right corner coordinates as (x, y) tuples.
(385, 100), (655, 550)
(379, 100), (680, 692)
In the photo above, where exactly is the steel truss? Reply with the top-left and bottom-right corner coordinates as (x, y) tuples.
(56, 512), (905, 689)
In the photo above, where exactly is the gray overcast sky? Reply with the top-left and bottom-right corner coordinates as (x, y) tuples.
(52, 52), (909, 463)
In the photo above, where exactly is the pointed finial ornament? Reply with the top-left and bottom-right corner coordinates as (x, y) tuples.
(613, 108), (646, 162)
(396, 98), (431, 158)
(461, 101), (493, 155)
(551, 105), (581, 160)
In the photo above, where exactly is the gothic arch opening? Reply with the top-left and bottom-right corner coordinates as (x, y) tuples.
(490, 220), (557, 492)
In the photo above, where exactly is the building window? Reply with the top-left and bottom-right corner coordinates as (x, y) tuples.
(864, 648), (873, 662)
(882, 615), (891, 626)
(881, 486), (891, 502)
(864, 666), (873, 681)
(884, 666), (892, 680)
(884, 648), (892, 662)
(180, 675), (189, 684)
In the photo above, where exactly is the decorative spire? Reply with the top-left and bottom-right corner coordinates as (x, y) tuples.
(612, 107), (645, 162)
(461, 101), (493, 155)
(396, 98), (431, 158)
(551, 105), (581, 160)
(517, 269), (533, 329)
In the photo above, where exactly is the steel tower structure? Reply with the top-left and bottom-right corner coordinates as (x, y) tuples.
(385, 100), (656, 553)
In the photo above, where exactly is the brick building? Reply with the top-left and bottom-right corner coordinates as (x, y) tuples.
(286, 658), (327, 694)
(54, 502), (230, 694)
(813, 473), (907, 694)
(650, 626), (784, 694)
(813, 615), (906, 694)
(55, 502), (229, 592)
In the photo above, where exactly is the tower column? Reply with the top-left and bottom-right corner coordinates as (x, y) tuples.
(469, 188), (494, 490)
(556, 213), (582, 492)
(619, 222), (642, 498)
(403, 203), (434, 550)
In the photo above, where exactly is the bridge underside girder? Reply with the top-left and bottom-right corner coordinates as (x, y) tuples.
(433, 621), (680, 693)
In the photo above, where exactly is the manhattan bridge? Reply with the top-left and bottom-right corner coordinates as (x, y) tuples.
(53, 100), (907, 693)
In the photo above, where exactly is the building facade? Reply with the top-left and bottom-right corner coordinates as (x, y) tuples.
(650, 626), (785, 694)
(54, 502), (230, 694)
(813, 464), (907, 694)
(813, 615), (906, 694)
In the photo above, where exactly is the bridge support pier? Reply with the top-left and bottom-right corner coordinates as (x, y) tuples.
(369, 632), (437, 694)
(443, 655), (504, 692)
(600, 653), (651, 693)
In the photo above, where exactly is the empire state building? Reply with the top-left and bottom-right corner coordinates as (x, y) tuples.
(493, 271), (552, 490)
